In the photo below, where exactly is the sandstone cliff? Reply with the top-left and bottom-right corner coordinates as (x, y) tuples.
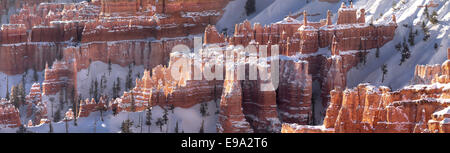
(283, 54), (450, 133)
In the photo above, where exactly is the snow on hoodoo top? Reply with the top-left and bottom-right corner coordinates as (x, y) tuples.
(276, 16), (302, 25)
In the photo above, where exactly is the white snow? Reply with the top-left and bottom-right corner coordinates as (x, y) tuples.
(346, 0), (449, 90)
(1, 100), (219, 133)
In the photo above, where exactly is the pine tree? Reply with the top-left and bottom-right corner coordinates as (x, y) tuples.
(5, 77), (9, 100)
(54, 109), (61, 122)
(244, 0), (256, 16)
(94, 79), (98, 101)
(116, 77), (121, 95)
(49, 121), (54, 133)
(422, 21), (430, 41)
(382, 64), (388, 83)
(375, 47), (380, 58)
(108, 59), (112, 75)
(145, 107), (152, 132)
(16, 125), (27, 133)
(121, 119), (134, 133)
(74, 99), (78, 126)
(175, 121), (179, 133)
(18, 82), (25, 106)
(400, 40), (410, 65)
(169, 104), (174, 113)
(126, 64), (133, 90)
(408, 27), (415, 46)
(156, 118), (163, 132)
(112, 80), (117, 99)
(424, 5), (430, 19)
(33, 67), (39, 82)
(10, 86), (19, 108)
(430, 11), (438, 24)
(395, 43), (402, 51)
(200, 103), (207, 117)
(199, 120), (204, 133)
(89, 79), (93, 98)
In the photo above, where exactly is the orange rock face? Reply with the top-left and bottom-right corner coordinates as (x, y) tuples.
(0, 0), (230, 75)
(283, 83), (450, 133)
(42, 60), (77, 96)
(77, 97), (107, 118)
(24, 83), (48, 126)
(0, 99), (21, 128)
(206, 3), (397, 55)
(217, 70), (253, 133)
(283, 56), (450, 133)
(277, 60), (312, 125)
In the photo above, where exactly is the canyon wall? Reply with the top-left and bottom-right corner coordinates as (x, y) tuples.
(0, 0), (230, 75)
(283, 49), (450, 133)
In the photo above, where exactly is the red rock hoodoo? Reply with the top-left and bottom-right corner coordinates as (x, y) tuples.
(283, 52), (450, 133)
(0, 99), (21, 128)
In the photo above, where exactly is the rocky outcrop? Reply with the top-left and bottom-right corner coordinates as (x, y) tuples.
(428, 106), (450, 133)
(77, 97), (106, 118)
(217, 69), (253, 133)
(277, 60), (312, 125)
(0, 0), (230, 75)
(283, 55), (450, 133)
(42, 60), (77, 96)
(283, 83), (450, 133)
(209, 3), (397, 55)
(24, 83), (48, 126)
(0, 99), (21, 128)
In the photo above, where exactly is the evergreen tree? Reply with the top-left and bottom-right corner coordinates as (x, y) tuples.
(169, 104), (175, 113)
(200, 103), (208, 117)
(116, 77), (121, 95)
(422, 21), (430, 41)
(49, 121), (54, 133)
(382, 64), (388, 83)
(199, 120), (204, 133)
(5, 77), (9, 100)
(156, 118), (163, 132)
(400, 40), (410, 65)
(375, 47), (380, 58)
(33, 67), (39, 82)
(424, 5), (430, 19)
(408, 27), (415, 46)
(18, 82), (25, 106)
(244, 0), (256, 16)
(430, 11), (438, 24)
(145, 107), (152, 132)
(121, 119), (134, 133)
(54, 109), (61, 122)
(126, 64), (133, 90)
(10, 86), (19, 108)
(89, 80), (93, 98)
(108, 59), (112, 75)
(395, 43), (402, 51)
(16, 125), (27, 133)
(74, 100), (78, 126)
(94, 79), (98, 101)
(175, 121), (179, 133)
(112, 80), (117, 99)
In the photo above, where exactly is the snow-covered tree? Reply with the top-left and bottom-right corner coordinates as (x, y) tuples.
(382, 64), (388, 83)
